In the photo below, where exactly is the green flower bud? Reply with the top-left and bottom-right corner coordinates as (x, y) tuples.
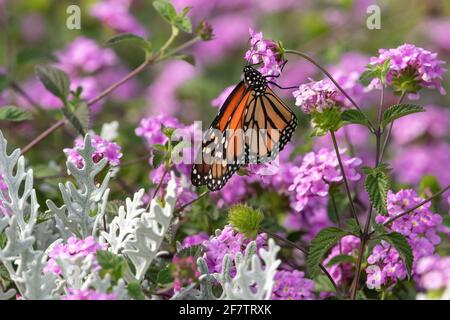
(228, 204), (264, 239)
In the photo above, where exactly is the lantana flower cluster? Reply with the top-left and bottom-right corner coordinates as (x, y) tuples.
(245, 28), (285, 77)
(365, 189), (442, 289)
(293, 79), (339, 114)
(368, 43), (446, 97)
(202, 224), (267, 274)
(45, 236), (105, 275)
(64, 134), (123, 168)
(272, 270), (315, 300)
(288, 148), (362, 212)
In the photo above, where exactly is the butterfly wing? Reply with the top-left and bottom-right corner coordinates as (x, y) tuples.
(192, 81), (297, 191)
(244, 87), (297, 163)
(192, 81), (250, 190)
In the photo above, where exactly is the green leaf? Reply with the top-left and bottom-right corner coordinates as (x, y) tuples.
(345, 218), (361, 235)
(61, 104), (86, 136)
(0, 106), (33, 122)
(127, 282), (145, 300)
(310, 107), (343, 137)
(177, 244), (203, 259)
(341, 109), (371, 128)
(153, 0), (178, 23)
(156, 267), (174, 286)
(173, 15), (192, 33)
(359, 59), (390, 86)
(74, 102), (90, 133)
(364, 166), (390, 215)
(96, 250), (129, 283)
(326, 254), (356, 267)
(307, 227), (349, 278)
(380, 59), (391, 85)
(106, 33), (152, 55)
(153, 1), (192, 33)
(381, 104), (424, 129)
(314, 275), (336, 293)
(378, 232), (414, 276)
(172, 54), (196, 66)
(35, 65), (70, 101)
(170, 140), (191, 163)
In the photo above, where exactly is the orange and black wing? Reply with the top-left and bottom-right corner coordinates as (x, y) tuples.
(191, 81), (251, 191)
(243, 87), (297, 163)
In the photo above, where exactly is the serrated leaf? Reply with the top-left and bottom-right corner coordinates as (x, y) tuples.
(127, 282), (145, 300)
(365, 168), (389, 215)
(153, 0), (177, 23)
(106, 33), (152, 54)
(314, 274), (336, 293)
(345, 218), (361, 235)
(177, 244), (203, 259)
(310, 107), (343, 137)
(0, 106), (33, 122)
(378, 232), (413, 276)
(96, 250), (129, 283)
(307, 227), (349, 278)
(341, 109), (370, 128)
(35, 65), (70, 101)
(61, 105), (85, 136)
(173, 15), (192, 33)
(74, 102), (90, 132)
(381, 104), (424, 129)
(157, 267), (174, 286)
(326, 254), (356, 267)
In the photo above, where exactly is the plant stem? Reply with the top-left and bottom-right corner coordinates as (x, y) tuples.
(174, 190), (209, 214)
(285, 49), (375, 131)
(87, 58), (153, 107)
(378, 91), (406, 163)
(329, 130), (361, 230)
(20, 36), (201, 155)
(379, 185), (449, 228)
(260, 227), (338, 293)
(21, 120), (66, 155)
(350, 84), (386, 299)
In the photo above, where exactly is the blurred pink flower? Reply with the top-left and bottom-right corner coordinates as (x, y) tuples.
(393, 142), (450, 186)
(211, 85), (234, 108)
(90, 0), (148, 37)
(64, 288), (117, 300)
(423, 19), (450, 53)
(146, 61), (198, 115)
(391, 105), (449, 145)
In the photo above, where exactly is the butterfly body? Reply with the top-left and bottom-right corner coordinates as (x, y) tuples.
(192, 66), (297, 191)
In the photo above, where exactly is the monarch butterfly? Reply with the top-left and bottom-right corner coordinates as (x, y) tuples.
(191, 65), (297, 191)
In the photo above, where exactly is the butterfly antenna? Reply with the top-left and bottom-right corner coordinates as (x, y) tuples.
(268, 81), (298, 90)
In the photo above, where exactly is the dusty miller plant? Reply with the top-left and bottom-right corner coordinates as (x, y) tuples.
(0, 131), (59, 299)
(46, 135), (111, 239)
(172, 239), (281, 300)
(100, 176), (177, 281)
